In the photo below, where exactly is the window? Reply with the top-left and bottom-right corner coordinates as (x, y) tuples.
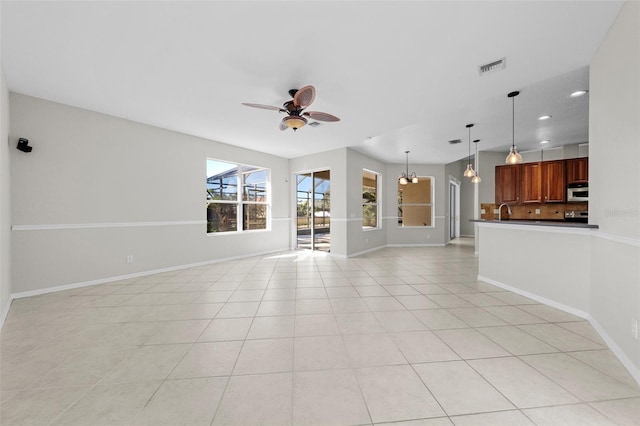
(206, 159), (269, 233)
(363, 169), (380, 229)
(398, 177), (433, 227)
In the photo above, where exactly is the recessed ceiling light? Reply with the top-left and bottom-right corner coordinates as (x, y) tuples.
(540, 140), (550, 144)
(570, 90), (588, 97)
(538, 115), (552, 120)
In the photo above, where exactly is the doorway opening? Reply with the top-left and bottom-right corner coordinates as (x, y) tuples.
(449, 179), (460, 241)
(296, 170), (330, 252)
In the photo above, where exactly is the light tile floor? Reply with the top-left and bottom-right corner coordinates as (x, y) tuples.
(1, 241), (639, 425)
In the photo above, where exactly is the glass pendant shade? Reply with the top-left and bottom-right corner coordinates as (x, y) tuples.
(506, 146), (523, 164)
(399, 175), (408, 185)
(472, 139), (481, 183)
(505, 91), (522, 164)
(464, 124), (476, 178)
(464, 163), (475, 177)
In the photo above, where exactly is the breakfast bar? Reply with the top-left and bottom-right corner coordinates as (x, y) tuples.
(472, 219), (599, 319)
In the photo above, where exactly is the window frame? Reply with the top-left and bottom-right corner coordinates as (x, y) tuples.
(362, 169), (381, 230)
(397, 176), (435, 228)
(206, 158), (270, 234)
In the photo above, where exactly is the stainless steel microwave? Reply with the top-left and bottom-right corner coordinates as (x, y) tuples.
(567, 183), (589, 202)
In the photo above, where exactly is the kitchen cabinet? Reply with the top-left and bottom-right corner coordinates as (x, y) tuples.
(521, 162), (543, 203)
(495, 160), (566, 205)
(567, 157), (588, 183)
(495, 164), (521, 204)
(543, 160), (566, 202)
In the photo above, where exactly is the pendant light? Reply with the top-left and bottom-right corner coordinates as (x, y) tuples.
(399, 151), (418, 185)
(505, 91), (523, 164)
(463, 123), (476, 178)
(471, 139), (482, 183)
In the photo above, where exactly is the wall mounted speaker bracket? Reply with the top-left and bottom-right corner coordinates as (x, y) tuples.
(17, 138), (32, 153)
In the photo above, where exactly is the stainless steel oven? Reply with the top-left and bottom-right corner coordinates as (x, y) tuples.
(567, 183), (589, 202)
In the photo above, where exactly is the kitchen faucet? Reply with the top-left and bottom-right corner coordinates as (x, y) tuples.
(498, 203), (512, 221)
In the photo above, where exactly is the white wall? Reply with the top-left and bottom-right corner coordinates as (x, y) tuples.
(478, 2), (640, 383)
(10, 94), (290, 293)
(290, 148), (448, 255)
(384, 163), (446, 246)
(477, 151), (506, 205)
(289, 148), (347, 257)
(444, 159), (466, 242)
(345, 149), (386, 255)
(458, 161), (476, 237)
(589, 0), (640, 379)
(519, 143), (589, 163)
(0, 67), (11, 323)
(478, 224), (592, 314)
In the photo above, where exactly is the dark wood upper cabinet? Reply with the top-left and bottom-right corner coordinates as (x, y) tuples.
(567, 157), (589, 183)
(521, 162), (543, 203)
(543, 160), (566, 203)
(495, 164), (521, 204)
(495, 159), (572, 205)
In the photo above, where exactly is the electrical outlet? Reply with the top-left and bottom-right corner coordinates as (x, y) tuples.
(493, 209), (499, 214)
(535, 209), (541, 214)
(127, 255), (134, 264)
(365, 238), (369, 244)
(632, 318), (638, 340)
(480, 208), (486, 214)
(426, 234), (431, 239)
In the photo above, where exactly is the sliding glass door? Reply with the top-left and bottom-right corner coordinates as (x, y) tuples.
(296, 170), (330, 251)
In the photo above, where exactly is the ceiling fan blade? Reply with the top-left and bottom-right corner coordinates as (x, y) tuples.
(279, 119), (288, 131)
(293, 85), (315, 108)
(242, 103), (284, 112)
(302, 111), (340, 122)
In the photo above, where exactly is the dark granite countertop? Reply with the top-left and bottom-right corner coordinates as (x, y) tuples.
(470, 219), (598, 229)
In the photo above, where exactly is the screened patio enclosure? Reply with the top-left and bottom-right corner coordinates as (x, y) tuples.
(296, 170), (330, 252)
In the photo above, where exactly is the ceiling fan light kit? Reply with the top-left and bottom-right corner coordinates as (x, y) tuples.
(282, 116), (307, 131)
(242, 85), (340, 132)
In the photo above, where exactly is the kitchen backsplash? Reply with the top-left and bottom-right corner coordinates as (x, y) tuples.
(480, 202), (588, 221)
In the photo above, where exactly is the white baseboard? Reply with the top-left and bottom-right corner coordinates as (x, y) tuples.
(477, 275), (589, 319)
(478, 274), (639, 386)
(8, 248), (284, 302)
(343, 245), (386, 258)
(386, 243), (446, 248)
(340, 243), (445, 258)
(587, 315), (640, 385)
(0, 298), (12, 329)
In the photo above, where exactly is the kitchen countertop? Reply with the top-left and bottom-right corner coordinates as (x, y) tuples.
(471, 219), (598, 229)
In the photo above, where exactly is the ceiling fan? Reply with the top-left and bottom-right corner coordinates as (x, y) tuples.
(242, 85), (340, 131)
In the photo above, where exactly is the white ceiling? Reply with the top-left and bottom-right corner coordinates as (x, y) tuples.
(1, 1), (623, 164)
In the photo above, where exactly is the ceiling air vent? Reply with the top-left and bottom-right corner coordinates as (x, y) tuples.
(448, 139), (462, 145)
(478, 57), (506, 76)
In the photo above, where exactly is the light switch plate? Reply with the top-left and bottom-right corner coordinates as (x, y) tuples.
(535, 209), (541, 214)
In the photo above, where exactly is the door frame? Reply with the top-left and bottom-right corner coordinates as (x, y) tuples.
(293, 167), (331, 251)
(449, 177), (461, 241)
